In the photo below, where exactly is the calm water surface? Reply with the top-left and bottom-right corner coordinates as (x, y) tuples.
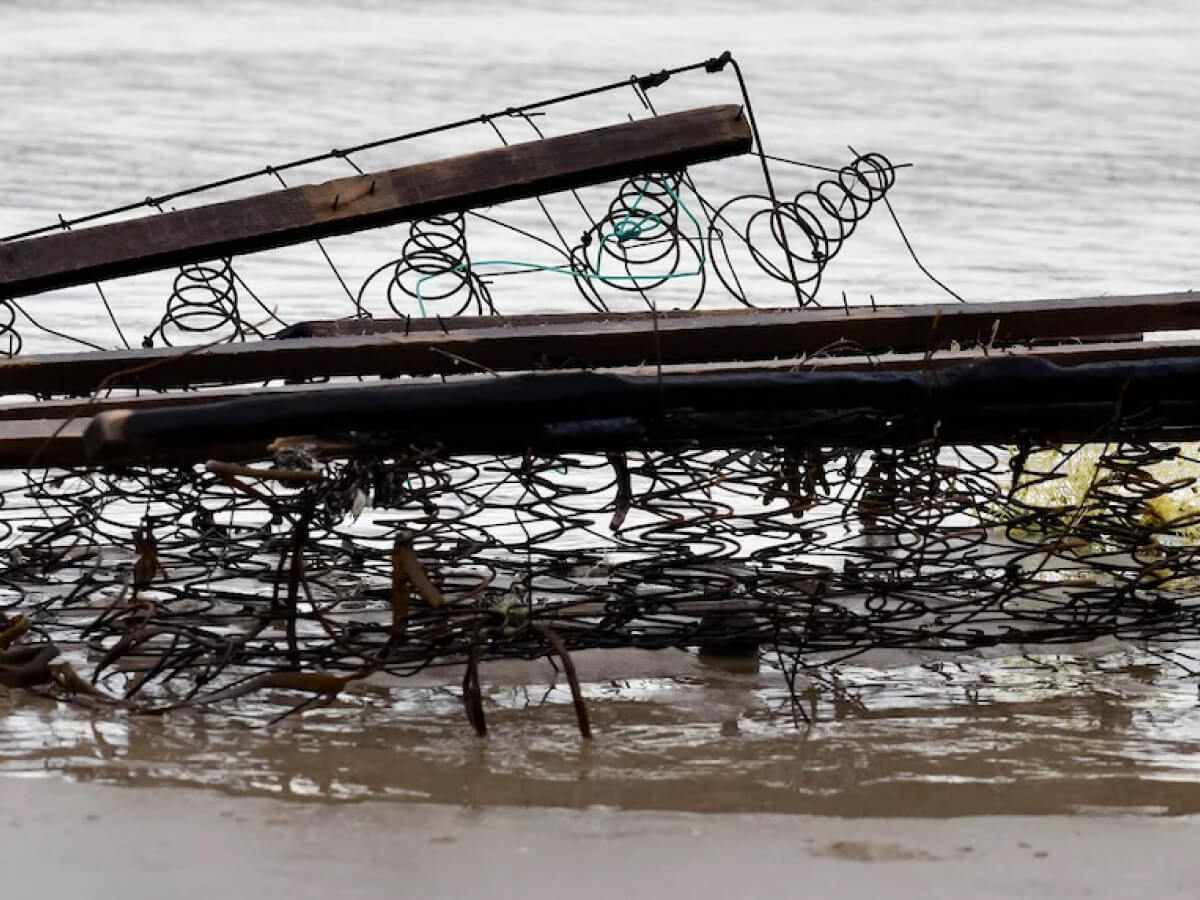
(3, 0), (1200, 814)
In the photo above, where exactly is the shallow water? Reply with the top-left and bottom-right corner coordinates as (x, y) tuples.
(4, 0), (1200, 815)
(5, 646), (1200, 816)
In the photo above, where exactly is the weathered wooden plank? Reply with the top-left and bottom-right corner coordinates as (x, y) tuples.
(281, 290), (1177, 341)
(274, 306), (760, 338)
(0, 105), (752, 299)
(0, 419), (88, 468)
(10, 334), (1200, 467)
(0, 330), (1189, 422)
(1, 292), (1197, 398)
(0, 415), (276, 469)
(0, 383), (360, 422)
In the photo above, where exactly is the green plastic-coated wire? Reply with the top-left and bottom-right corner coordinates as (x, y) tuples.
(414, 177), (703, 317)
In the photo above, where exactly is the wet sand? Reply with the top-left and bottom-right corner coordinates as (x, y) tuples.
(3, 777), (1198, 899)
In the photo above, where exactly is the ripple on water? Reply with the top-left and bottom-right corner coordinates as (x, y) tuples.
(4, 645), (1200, 815)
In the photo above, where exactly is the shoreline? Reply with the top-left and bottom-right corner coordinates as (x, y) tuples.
(2, 775), (1198, 899)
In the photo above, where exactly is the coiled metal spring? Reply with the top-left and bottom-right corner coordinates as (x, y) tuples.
(570, 172), (706, 311)
(148, 258), (251, 346)
(710, 151), (897, 305)
(0, 300), (21, 358)
(358, 213), (493, 318)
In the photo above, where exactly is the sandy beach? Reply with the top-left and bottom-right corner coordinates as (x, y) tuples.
(2, 777), (1197, 899)
(3, 641), (1200, 899)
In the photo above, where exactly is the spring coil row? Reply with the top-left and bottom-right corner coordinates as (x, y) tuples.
(3, 421), (1200, 720)
(5, 147), (903, 358)
(710, 151), (897, 304)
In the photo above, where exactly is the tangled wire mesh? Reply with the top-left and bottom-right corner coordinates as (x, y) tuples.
(3, 425), (1200, 730)
(3, 54), (1177, 734)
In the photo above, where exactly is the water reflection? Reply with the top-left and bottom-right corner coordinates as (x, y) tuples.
(4, 646), (1200, 816)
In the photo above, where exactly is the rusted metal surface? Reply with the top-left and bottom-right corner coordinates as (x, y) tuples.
(0, 105), (752, 299)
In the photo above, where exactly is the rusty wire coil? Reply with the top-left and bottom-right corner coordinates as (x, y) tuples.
(3, 420), (1200, 730)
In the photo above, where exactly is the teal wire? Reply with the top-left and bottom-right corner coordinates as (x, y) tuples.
(413, 178), (704, 317)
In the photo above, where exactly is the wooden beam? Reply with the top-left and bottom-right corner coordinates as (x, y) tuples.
(1, 292), (1197, 398)
(10, 335), (1200, 468)
(275, 305), (763, 338)
(81, 355), (1200, 465)
(3, 416), (268, 469)
(283, 290), (1191, 344)
(0, 105), (751, 299)
(0, 419), (88, 468)
(0, 331), (1191, 422)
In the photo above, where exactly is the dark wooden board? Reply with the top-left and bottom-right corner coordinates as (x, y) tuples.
(282, 290), (1161, 341)
(81, 355), (1200, 466)
(276, 305), (764, 338)
(0, 292), (1197, 397)
(0, 419), (88, 469)
(10, 333), (1200, 468)
(0, 330), (1190, 423)
(0, 105), (751, 298)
